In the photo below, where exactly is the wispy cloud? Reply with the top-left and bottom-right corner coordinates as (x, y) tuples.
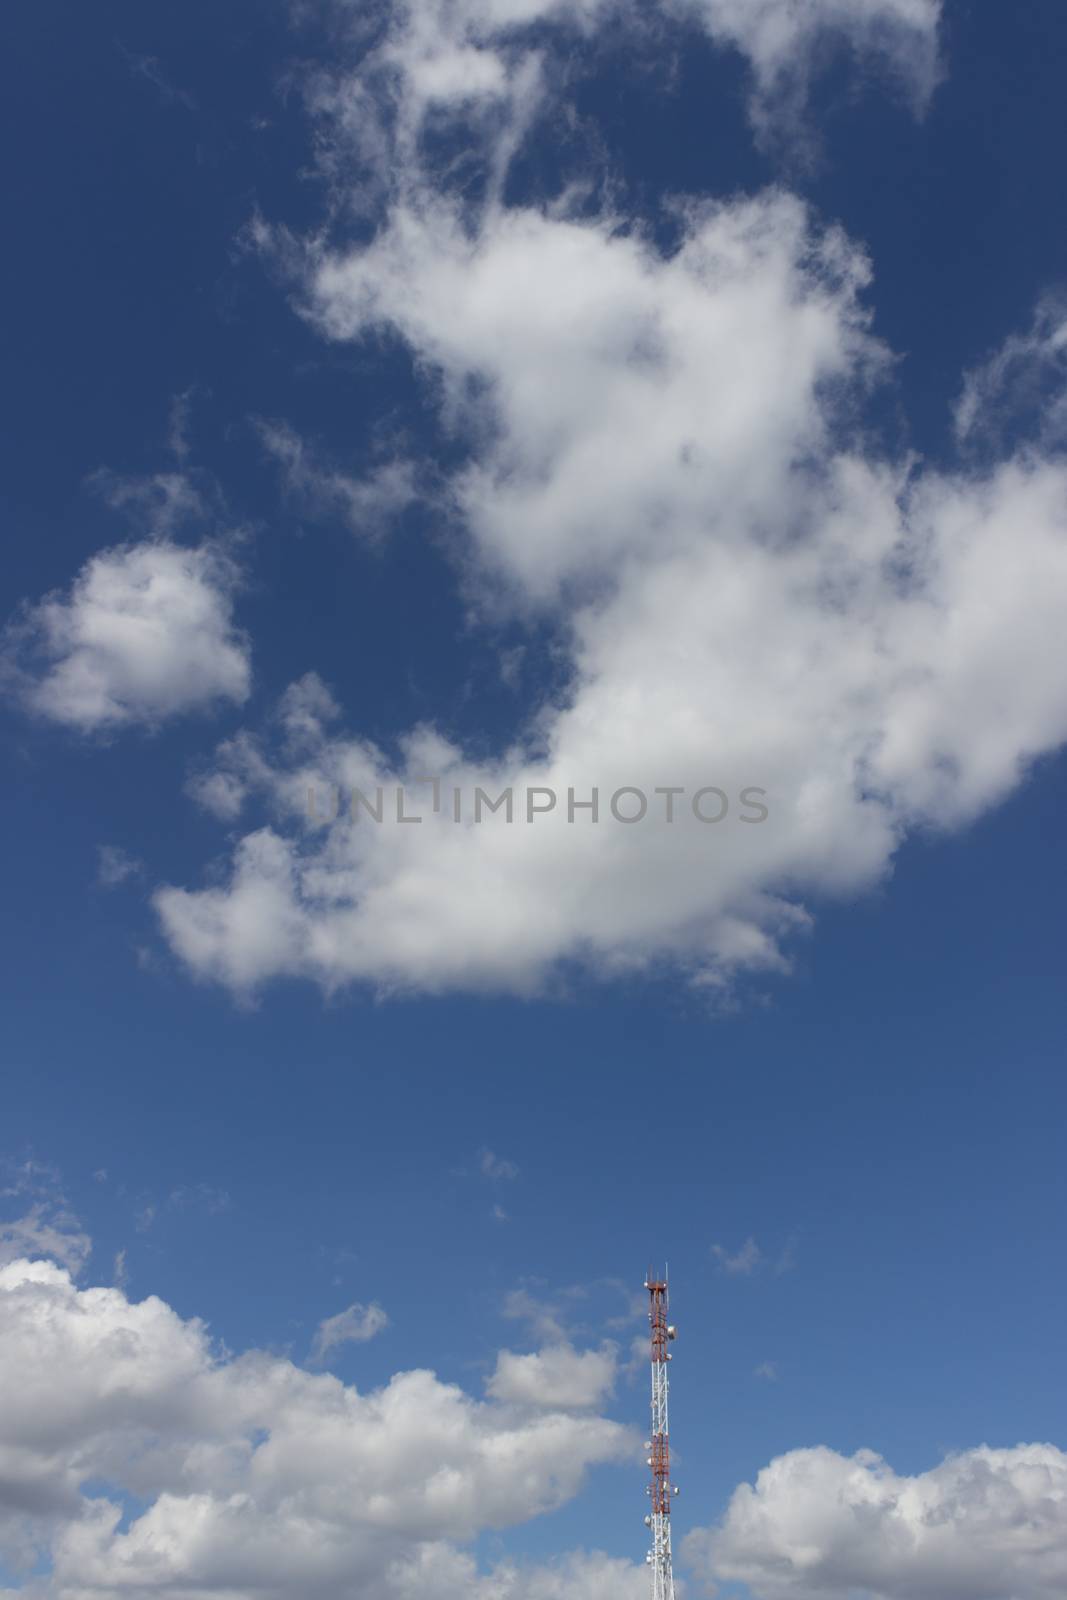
(0, 1159), (91, 1275)
(96, 844), (144, 889)
(167, 388), (195, 462)
(480, 1149), (519, 1182)
(604, 1283), (651, 1331)
(169, 1183), (231, 1215)
(712, 1234), (797, 1276)
(130, 1182), (231, 1236)
(311, 1300), (389, 1363)
(712, 1237), (763, 1276)
(256, 419), (416, 541)
(501, 1287), (570, 1344)
(117, 43), (198, 112)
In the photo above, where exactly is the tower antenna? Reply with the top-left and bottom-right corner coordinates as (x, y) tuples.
(643, 1267), (678, 1600)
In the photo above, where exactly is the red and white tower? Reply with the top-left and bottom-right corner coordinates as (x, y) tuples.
(644, 1269), (678, 1600)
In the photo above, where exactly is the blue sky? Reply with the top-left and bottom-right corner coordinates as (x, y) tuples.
(2, 3), (1067, 1598)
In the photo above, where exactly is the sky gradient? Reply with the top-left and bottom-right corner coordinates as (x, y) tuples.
(2, 3), (1067, 1597)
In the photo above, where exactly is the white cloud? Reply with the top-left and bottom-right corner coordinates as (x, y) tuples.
(488, 1342), (617, 1409)
(157, 183), (1067, 1001)
(6, 537), (250, 733)
(312, 1299), (390, 1361)
(0, 1257), (634, 1598)
(686, 1443), (1067, 1600)
(307, 193), (880, 604)
(306, 0), (582, 210)
(4, 1251), (1059, 1600)
(390, 1546), (650, 1600)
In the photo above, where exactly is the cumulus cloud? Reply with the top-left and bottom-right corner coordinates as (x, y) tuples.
(308, 194), (882, 601)
(156, 181), (1067, 1000)
(2, 1249), (1061, 1600)
(0, 1256), (633, 1597)
(312, 1299), (390, 1361)
(488, 1342), (617, 1410)
(144, 0), (958, 1003)
(5, 537), (250, 733)
(387, 1546), (650, 1600)
(686, 1442), (1067, 1599)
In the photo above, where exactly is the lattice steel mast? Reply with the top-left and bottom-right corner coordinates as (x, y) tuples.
(643, 1269), (678, 1600)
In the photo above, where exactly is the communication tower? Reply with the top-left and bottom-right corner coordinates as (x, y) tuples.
(643, 1269), (678, 1600)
